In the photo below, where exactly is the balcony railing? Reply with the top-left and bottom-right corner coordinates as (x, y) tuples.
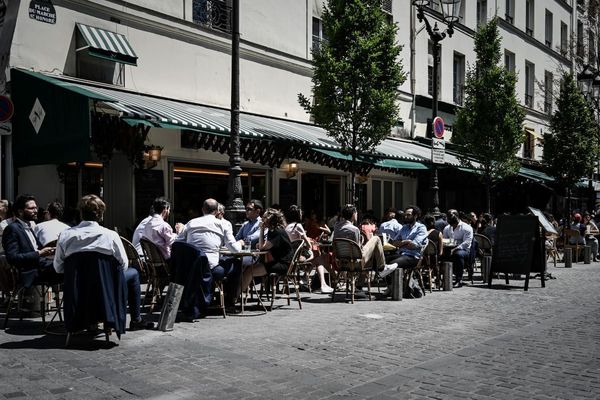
(192, 0), (231, 33)
(525, 94), (533, 108)
(544, 101), (552, 114)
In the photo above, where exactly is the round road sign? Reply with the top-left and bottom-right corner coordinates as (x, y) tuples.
(433, 116), (445, 139)
(0, 95), (14, 123)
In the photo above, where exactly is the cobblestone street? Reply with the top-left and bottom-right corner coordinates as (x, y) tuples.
(1, 262), (599, 400)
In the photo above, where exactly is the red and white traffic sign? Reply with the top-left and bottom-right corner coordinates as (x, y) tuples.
(0, 95), (14, 123)
(432, 116), (445, 139)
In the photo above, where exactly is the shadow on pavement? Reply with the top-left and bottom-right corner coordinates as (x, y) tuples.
(0, 332), (120, 350)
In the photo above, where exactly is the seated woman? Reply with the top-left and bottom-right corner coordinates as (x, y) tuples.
(241, 208), (294, 292)
(359, 215), (378, 242)
(285, 205), (333, 294)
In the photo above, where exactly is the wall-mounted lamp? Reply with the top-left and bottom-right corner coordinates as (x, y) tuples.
(143, 145), (163, 169)
(286, 160), (299, 178)
(355, 174), (369, 184)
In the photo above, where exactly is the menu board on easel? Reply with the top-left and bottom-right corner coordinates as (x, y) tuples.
(528, 207), (558, 235)
(135, 169), (164, 222)
(489, 214), (545, 291)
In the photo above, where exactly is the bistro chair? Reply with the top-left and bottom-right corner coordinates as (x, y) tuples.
(331, 238), (371, 304)
(120, 236), (147, 283)
(420, 240), (437, 293)
(269, 243), (303, 310)
(140, 238), (171, 312)
(545, 234), (561, 267)
(291, 239), (315, 292)
(564, 229), (584, 262)
(0, 255), (62, 331)
(63, 251), (127, 347)
(474, 233), (493, 280)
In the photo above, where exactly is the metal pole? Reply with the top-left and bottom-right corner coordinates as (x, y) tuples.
(226, 0), (245, 230)
(431, 40), (440, 213)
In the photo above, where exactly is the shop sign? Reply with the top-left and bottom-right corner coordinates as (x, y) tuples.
(29, 0), (55, 24)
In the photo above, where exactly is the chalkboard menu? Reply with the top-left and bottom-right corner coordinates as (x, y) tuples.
(135, 169), (164, 222)
(490, 214), (545, 290)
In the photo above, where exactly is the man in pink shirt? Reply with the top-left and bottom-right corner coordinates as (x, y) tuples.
(141, 198), (183, 260)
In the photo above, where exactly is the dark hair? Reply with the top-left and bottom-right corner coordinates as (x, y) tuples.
(263, 208), (286, 230)
(448, 213), (460, 226)
(248, 199), (263, 212)
(14, 194), (36, 212)
(286, 205), (302, 223)
(423, 214), (435, 230)
(341, 204), (356, 220)
(79, 195), (106, 222)
(202, 198), (218, 215)
(47, 201), (64, 219)
(152, 197), (171, 214)
(405, 205), (421, 218)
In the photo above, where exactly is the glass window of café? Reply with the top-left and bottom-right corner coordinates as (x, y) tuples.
(61, 162), (104, 224)
(300, 173), (342, 224)
(371, 179), (403, 222)
(171, 162), (268, 224)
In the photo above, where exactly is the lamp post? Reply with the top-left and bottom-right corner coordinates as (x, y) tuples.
(577, 64), (600, 213)
(225, 0), (246, 230)
(412, 0), (461, 213)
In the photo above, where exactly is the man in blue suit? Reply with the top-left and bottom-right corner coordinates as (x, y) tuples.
(2, 194), (60, 287)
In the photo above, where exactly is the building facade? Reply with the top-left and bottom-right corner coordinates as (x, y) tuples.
(0, 0), (587, 229)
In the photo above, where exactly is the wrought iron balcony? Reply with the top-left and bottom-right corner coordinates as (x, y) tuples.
(192, 0), (231, 33)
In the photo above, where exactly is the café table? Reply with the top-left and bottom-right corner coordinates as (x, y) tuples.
(220, 248), (268, 315)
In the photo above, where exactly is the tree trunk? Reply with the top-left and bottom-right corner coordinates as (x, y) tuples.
(485, 175), (491, 214)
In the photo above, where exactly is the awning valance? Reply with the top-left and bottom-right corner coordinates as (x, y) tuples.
(76, 23), (138, 66)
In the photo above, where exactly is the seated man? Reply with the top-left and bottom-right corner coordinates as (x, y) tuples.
(2, 194), (59, 288)
(141, 198), (183, 260)
(132, 206), (154, 256)
(178, 198), (244, 313)
(236, 199), (263, 245)
(333, 204), (396, 294)
(386, 205), (428, 295)
(53, 195), (152, 330)
(378, 209), (402, 241)
(34, 201), (70, 247)
(445, 213), (473, 288)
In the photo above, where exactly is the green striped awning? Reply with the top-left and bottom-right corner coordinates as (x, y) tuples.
(76, 23), (138, 66)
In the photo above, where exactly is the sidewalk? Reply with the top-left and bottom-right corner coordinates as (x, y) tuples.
(0, 261), (599, 399)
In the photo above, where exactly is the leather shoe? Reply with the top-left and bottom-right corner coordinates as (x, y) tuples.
(129, 318), (155, 330)
(453, 281), (463, 288)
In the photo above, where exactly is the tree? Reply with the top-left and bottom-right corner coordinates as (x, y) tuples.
(298, 0), (405, 203)
(543, 72), (599, 223)
(452, 18), (525, 213)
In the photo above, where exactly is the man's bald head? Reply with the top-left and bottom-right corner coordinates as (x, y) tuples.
(203, 198), (219, 215)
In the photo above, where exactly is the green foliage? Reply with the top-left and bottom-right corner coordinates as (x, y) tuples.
(298, 0), (405, 168)
(544, 73), (599, 189)
(453, 18), (525, 184)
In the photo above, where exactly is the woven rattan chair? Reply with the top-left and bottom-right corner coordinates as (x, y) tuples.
(140, 237), (171, 312)
(331, 238), (371, 303)
(269, 243), (303, 310)
(564, 229), (584, 262)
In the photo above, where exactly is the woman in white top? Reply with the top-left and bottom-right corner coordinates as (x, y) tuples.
(285, 205), (333, 294)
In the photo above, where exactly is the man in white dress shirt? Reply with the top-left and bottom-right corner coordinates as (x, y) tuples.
(34, 201), (70, 247)
(132, 206), (154, 256)
(54, 195), (152, 330)
(444, 213), (473, 288)
(178, 198), (244, 305)
(141, 198), (183, 260)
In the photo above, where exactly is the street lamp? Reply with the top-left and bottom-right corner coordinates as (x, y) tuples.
(413, 0), (462, 213)
(225, 0), (246, 230)
(577, 64), (600, 212)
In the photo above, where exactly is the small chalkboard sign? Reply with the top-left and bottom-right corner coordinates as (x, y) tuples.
(489, 214), (545, 291)
(528, 207), (558, 235)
